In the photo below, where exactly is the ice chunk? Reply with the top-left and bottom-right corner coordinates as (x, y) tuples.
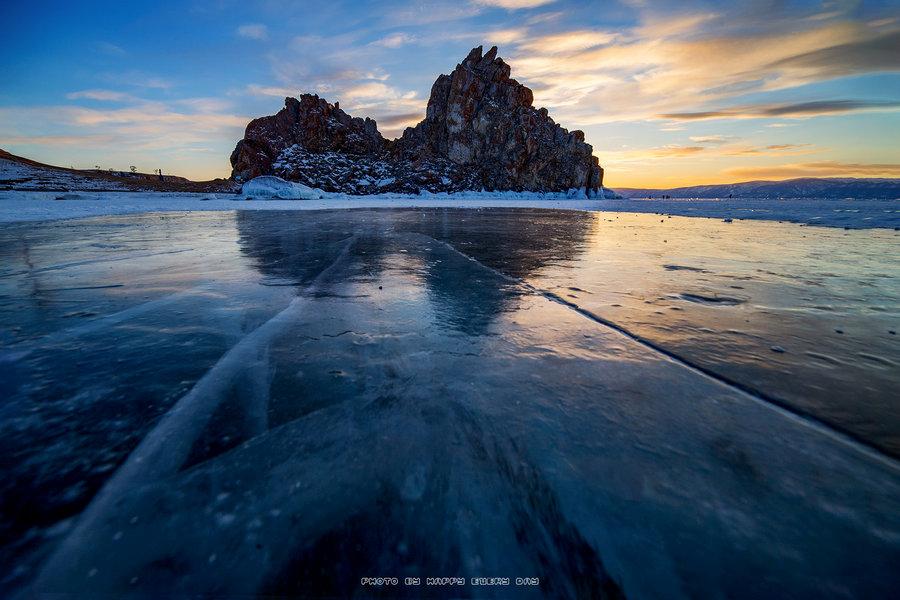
(240, 176), (325, 200)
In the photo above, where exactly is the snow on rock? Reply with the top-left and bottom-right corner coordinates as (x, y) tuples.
(240, 176), (324, 199)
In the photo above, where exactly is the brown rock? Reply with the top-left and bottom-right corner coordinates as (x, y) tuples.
(395, 45), (602, 193)
(231, 94), (386, 182)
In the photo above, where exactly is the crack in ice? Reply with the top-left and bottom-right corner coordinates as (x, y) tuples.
(32, 236), (358, 590)
(418, 232), (900, 472)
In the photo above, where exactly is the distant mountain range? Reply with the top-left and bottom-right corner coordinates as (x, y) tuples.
(616, 178), (900, 200)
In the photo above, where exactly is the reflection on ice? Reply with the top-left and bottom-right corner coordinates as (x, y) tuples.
(0, 209), (897, 598)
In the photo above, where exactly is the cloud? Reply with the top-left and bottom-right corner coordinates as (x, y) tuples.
(386, 3), (483, 26)
(869, 17), (897, 28)
(525, 11), (563, 25)
(0, 134), (116, 147)
(175, 97), (234, 113)
(371, 33), (417, 48)
(633, 12), (718, 39)
(652, 145), (705, 157)
(64, 105), (246, 130)
(725, 161), (900, 179)
(101, 71), (174, 89)
(492, 6), (900, 127)
(688, 135), (733, 145)
(66, 89), (135, 102)
(482, 28), (527, 44)
(95, 41), (126, 56)
(246, 84), (297, 97)
(659, 100), (900, 121)
(767, 29), (900, 80)
(765, 143), (809, 151)
(723, 143), (814, 156)
(0, 100), (247, 161)
(598, 139), (820, 169)
(515, 30), (618, 54)
(237, 24), (268, 40)
(472, 0), (556, 9)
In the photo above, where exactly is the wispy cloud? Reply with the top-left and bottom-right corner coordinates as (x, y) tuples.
(495, 6), (900, 126)
(386, 3), (483, 26)
(245, 84), (297, 97)
(723, 143), (814, 156)
(95, 41), (126, 56)
(473, 0), (556, 9)
(371, 33), (418, 48)
(237, 23), (268, 40)
(688, 135), (734, 145)
(765, 143), (810, 151)
(101, 71), (174, 89)
(0, 134), (116, 147)
(66, 89), (135, 102)
(515, 30), (618, 54)
(767, 29), (900, 81)
(659, 100), (900, 121)
(652, 145), (705, 157)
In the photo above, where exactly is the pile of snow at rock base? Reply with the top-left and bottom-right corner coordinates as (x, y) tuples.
(240, 176), (325, 199)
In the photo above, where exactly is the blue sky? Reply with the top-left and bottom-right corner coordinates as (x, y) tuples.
(1, 0), (898, 186)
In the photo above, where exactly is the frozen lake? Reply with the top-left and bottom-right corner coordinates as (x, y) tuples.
(1, 208), (898, 597)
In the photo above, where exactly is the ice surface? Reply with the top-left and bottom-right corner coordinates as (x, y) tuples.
(0, 209), (898, 598)
(598, 196), (900, 229)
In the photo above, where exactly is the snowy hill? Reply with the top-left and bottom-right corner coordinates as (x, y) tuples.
(0, 149), (238, 193)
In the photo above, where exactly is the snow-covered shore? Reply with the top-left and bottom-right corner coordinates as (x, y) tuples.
(0, 190), (897, 229)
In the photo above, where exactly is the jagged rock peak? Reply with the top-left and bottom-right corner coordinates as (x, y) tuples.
(460, 45), (510, 81)
(230, 46), (604, 195)
(395, 45), (601, 192)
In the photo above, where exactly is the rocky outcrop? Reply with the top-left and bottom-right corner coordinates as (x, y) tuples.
(231, 95), (385, 181)
(230, 46), (604, 195)
(395, 45), (602, 193)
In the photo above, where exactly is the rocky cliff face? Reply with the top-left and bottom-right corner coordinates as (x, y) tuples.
(231, 46), (604, 195)
(395, 46), (602, 192)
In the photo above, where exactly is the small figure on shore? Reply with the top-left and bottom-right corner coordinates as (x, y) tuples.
(157, 168), (163, 182)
